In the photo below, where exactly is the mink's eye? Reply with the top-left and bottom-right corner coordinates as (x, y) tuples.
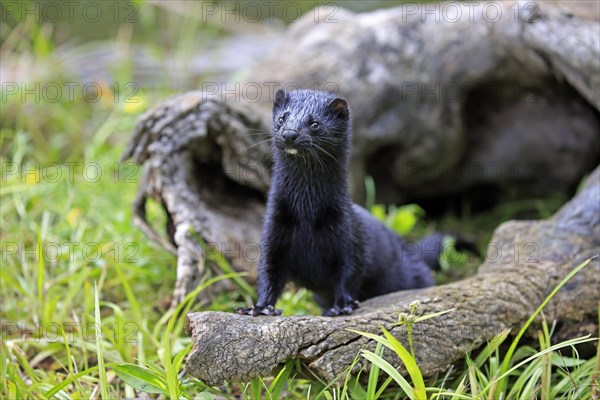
(277, 116), (285, 126)
(310, 122), (319, 130)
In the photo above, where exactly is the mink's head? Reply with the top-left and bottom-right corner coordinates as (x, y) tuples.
(271, 89), (351, 161)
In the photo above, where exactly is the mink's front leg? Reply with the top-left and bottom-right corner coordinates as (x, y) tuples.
(322, 257), (361, 317)
(235, 258), (285, 317)
(323, 285), (360, 316)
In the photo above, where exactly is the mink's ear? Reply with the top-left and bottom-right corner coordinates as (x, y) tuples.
(274, 89), (289, 111)
(327, 97), (349, 120)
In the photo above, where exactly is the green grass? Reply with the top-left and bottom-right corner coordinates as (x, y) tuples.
(2, 2), (598, 398)
(349, 258), (597, 400)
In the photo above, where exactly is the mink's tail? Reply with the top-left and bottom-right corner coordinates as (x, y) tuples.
(417, 232), (480, 271)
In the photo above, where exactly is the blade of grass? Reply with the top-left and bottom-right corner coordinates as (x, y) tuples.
(11, 345), (40, 386)
(58, 325), (81, 394)
(163, 315), (179, 400)
(317, 350), (364, 399)
(246, 377), (265, 399)
(44, 366), (99, 398)
(495, 257), (593, 395)
(414, 308), (456, 323)
(539, 318), (552, 400)
(366, 342), (384, 400)
(172, 343), (192, 375)
(347, 375), (368, 400)
(374, 376), (394, 399)
(268, 360), (294, 400)
(36, 229), (44, 322)
(94, 282), (108, 400)
(506, 355), (542, 399)
(455, 329), (510, 387)
(431, 392), (473, 400)
(593, 310), (600, 399)
(112, 363), (167, 395)
(472, 329), (511, 369)
(429, 375), (469, 400)
(348, 328), (426, 399)
(381, 328), (426, 399)
(480, 335), (596, 397)
(55, 268), (91, 323)
(361, 349), (415, 399)
(137, 329), (145, 367)
(113, 262), (143, 325)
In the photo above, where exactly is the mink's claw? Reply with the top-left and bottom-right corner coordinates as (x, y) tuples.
(235, 305), (282, 317)
(322, 300), (360, 317)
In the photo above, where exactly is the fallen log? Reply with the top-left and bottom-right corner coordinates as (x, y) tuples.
(185, 166), (599, 384)
(121, 1), (600, 304)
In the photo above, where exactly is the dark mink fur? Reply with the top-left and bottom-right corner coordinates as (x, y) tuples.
(236, 89), (444, 317)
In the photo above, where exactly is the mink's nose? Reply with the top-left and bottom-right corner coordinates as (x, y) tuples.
(282, 131), (299, 145)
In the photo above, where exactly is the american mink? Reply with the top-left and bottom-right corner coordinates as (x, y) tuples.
(237, 89), (446, 317)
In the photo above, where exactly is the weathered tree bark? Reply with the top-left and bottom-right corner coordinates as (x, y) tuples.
(185, 166), (599, 384)
(121, 1), (600, 304)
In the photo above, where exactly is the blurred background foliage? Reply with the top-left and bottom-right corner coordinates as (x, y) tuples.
(1, 0), (418, 161)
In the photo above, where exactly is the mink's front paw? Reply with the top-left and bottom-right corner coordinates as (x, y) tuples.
(235, 305), (283, 317)
(322, 300), (360, 317)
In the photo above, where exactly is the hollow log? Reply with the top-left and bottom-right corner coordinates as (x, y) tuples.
(121, 1), (600, 304)
(185, 166), (599, 384)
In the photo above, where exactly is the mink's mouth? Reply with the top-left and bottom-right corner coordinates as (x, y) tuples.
(275, 140), (302, 156)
